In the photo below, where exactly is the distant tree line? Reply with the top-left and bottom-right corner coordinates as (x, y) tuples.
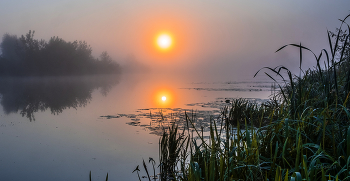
(0, 30), (121, 76)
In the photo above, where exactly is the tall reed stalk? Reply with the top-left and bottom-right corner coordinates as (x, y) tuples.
(136, 13), (350, 181)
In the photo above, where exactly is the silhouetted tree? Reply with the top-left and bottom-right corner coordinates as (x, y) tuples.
(0, 30), (121, 76)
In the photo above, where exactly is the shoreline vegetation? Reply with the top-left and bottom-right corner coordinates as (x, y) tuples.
(133, 13), (350, 181)
(0, 30), (121, 76)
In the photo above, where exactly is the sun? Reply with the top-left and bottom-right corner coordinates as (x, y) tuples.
(162, 96), (167, 101)
(157, 34), (172, 50)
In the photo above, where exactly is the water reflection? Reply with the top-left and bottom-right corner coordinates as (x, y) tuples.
(0, 75), (120, 121)
(151, 88), (175, 108)
(99, 77), (273, 135)
(101, 97), (267, 136)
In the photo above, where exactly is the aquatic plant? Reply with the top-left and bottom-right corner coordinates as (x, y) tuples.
(159, 123), (189, 180)
(135, 12), (350, 181)
(89, 171), (109, 181)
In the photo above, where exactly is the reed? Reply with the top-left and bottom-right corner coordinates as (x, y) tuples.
(89, 171), (109, 181)
(135, 13), (350, 181)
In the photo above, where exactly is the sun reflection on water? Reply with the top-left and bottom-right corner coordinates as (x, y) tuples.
(152, 88), (174, 108)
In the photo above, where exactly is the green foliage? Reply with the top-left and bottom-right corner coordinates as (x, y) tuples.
(137, 13), (350, 181)
(159, 123), (188, 180)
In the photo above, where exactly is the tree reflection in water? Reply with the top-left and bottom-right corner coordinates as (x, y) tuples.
(0, 75), (120, 121)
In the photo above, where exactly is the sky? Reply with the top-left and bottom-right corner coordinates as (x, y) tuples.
(0, 0), (350, 81)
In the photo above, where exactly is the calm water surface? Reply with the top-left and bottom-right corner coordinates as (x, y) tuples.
(0, 73), (271, 181)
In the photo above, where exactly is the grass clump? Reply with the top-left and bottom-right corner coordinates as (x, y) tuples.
(136, 13), (350, 181)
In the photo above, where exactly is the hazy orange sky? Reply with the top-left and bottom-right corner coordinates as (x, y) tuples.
(1, 0), (350, 80)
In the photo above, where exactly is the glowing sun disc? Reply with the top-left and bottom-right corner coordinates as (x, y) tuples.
(162, 96), (167, 101)
(157, 34), (172, 49)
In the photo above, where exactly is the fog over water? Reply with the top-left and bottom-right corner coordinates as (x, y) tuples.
(1, 1), (350, 80)
(1, 1), (350, 180)
(0, 73), (272, 181)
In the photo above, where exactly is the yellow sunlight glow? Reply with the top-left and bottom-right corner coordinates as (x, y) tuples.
(157, 34), (172, 50)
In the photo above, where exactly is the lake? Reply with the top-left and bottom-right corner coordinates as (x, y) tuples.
(0, 73), (272, 181)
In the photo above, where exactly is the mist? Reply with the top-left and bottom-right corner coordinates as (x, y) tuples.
(0, 0), (349, 80)
(0, 31), (122, 76)
(2, 1), (350, 180)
